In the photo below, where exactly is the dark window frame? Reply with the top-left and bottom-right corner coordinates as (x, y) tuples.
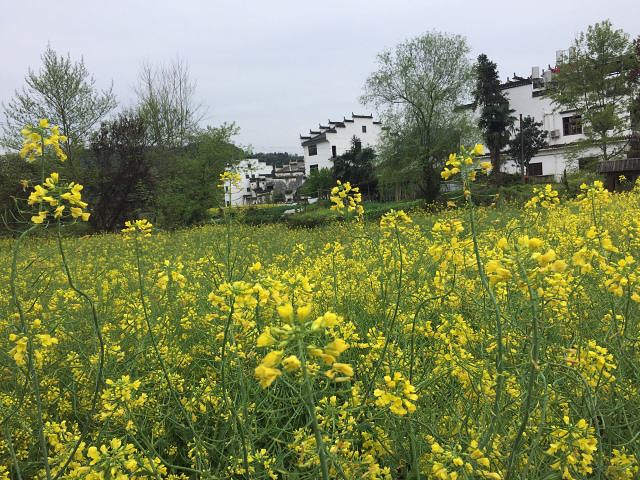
(308, 144), (317, 156)
(362, 125), (367, 133)
(527, 162), (543, 176)
(562, 115), (582, 136)
(309, 164), (319, 173)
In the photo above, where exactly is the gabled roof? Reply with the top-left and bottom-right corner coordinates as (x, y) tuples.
(300, 113), (381, 146)
(301, 132), (327, 147)
(499, 78), (533, 90)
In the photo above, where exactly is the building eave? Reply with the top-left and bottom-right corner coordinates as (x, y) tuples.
(301, 133), (328, 147)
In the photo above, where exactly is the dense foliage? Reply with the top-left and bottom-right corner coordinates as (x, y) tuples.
(508, 115), (549, 176)
(547, 20), (635, 162)
(361, 30), (477, 201)
(473, 54), (515, 174)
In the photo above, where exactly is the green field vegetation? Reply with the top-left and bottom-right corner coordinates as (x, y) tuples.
(3, 170), (640, 478)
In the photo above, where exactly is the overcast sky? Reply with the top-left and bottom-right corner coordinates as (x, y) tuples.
(1, 0), (637, 154)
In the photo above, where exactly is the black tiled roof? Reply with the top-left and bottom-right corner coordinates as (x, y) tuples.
(499, 78), (533, 90)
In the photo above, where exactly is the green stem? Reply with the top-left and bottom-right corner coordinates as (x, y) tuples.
(298, 338), (330, 480)
(9, 224), (51, 480)
(52, 225), (105, 480)
(133, 237), (205, 472)
(468, 191), (504, 450)
(506, 254), (540, 479)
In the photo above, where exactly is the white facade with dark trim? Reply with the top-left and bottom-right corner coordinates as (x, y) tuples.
(300, 114), (382, 176)
(492, 52), (628, 180)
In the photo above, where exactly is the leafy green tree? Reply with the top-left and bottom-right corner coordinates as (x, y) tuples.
(154, 124), (243, 227)
(508, 116), (548, 177)
(299, 168), (333, 199)
(474, 54), (515, 175)
(331, 137), (378, 197)
(361, 31), (475, 201)
(1, 45), (116, 164)
(0, 153), (39, 233)
(628, 36), (640, 159)
(547, 20), (635, 162)
(88, 112), (153, 231)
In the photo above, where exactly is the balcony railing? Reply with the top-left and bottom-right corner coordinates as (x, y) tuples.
(598, 158), (640, 173)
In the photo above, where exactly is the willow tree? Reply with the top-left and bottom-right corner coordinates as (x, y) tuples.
(361, 31), (475, 201)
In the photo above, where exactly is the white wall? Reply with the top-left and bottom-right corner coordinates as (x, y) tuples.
(478, 81), (592, 179)
(504, 83), (587, 149)
(225, 158), (273, 206)
(302, 116), (382, 176)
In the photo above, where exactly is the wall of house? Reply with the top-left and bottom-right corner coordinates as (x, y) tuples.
(502, 145), (603, 181)
(303, 141), (333, 174)
(225, 158), (273, 206)
(503, 83), (587, 148)
(302, 116), (382, 176)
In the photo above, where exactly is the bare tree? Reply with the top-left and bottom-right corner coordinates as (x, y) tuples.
(135, 58), (205, 148)
(1, 45), (117, 158)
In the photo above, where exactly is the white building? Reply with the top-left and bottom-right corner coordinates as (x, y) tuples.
(492, 49), (628, 180)
(300, 114), (382, 176)
(224, 158), (307, 206)
(224, 158), (273, 206)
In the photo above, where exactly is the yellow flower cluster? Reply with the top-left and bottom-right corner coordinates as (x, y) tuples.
(441, 143), (491, 181)
(255, 305), (354, 388)
(20, 119), (68, 162)
(425, 436), (501, 480)
(84, 438), (166, 479)
(8, 331), (58, 367)
(27, 172), (90, 224)
(379, 209), (413, 237)
(99, 375), (147, 425)
(218, 170), (242, 188)
(565, 340), (617, 389)
(525, 184), (560, 209)
(122, 218), (153, 237)
(577, 179), (611, 205)
(330, 180), (364, 218)
(546, 417), (598, 480)
(606, 448), (639, 480)
(373, 372), (418, 416)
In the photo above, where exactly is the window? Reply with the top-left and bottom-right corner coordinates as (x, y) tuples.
(308, 144), (317, 156)
(309, 164), (319, 173)
(527, 162), (543, 176)
(247, 187), (251, 192)
(579, 157), (598, 171)
(562, 115), (582, 136)
(251, 173), (256, 179)
(362, 125), (367, 133)
(245, 174), (249, 179)
(332, 145), (337, 157)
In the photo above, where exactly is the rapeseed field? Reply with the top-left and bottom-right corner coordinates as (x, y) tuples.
(2, 125), (640, 479)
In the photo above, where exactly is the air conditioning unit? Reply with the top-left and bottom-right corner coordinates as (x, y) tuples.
(550, 129), (560, 139)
